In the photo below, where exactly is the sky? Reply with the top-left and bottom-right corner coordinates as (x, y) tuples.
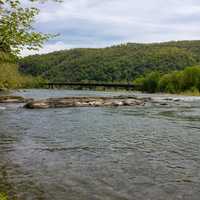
(22, 0), (200, 56)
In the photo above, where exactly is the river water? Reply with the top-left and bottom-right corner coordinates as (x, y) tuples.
(0, 89), (200, 200)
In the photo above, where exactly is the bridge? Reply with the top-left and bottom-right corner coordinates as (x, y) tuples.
(45, 82), (138, 90)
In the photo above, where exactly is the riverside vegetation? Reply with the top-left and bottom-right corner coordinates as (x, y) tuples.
(134, 66), (200, 95)
(20, 40), (200, 95)
(0, 51), (45, 90)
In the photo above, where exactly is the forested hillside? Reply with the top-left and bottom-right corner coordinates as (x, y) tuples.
(20, 40), (200, 83)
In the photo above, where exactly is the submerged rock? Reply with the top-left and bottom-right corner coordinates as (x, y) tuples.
(160, 102), (168, 106)
(24, 96), (148, 109)
(0, 96), (33, 103)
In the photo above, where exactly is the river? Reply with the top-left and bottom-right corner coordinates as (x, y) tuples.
(0, 89), (200, 200)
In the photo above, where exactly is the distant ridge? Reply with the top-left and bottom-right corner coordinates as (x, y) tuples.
(20, 40), (200, 82)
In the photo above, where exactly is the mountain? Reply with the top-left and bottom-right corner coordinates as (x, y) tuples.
(19, 40), (200, 83)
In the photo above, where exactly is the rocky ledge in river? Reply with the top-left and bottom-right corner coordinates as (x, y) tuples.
(0, 96), (33, 103)
(24, 96), (150, 109)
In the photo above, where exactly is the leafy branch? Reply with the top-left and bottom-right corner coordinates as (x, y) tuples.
(0, 0), (61, 55)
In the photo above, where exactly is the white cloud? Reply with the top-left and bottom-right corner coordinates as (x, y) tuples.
(21, 42), (70, 56)
(21, 40), (115, 56)
(23, 0), (200, 55)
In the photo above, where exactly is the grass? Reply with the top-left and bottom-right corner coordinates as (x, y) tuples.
(0, 193), (8, 200)
(180, 90), (200, 96)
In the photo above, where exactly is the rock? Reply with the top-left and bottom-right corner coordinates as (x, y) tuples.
(115, 95), (137, 99)
(160, 103), (168, 106)
(164, 98), (173, 101)
(173, 98), (181, 102)
(74, 101), (82, 106)
(142, 97), (152, 102)
(30, 102), (50, 109)
(135, 100), (145, 105)
(112, 101), (124, 106)
(103, 101), (114, 106)
(0, 96), (33, 103)
(24, 96), (147, 109)
(163, 97), (180, 102)
(123, 99), (134, 106)
(94, 101), (103, 107)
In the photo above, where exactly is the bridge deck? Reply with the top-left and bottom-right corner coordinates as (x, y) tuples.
(45, 82), (137, 89)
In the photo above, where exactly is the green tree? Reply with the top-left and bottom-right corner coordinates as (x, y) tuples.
(137, 71), (160, 93)
(20, 41), (198, 83)
(0, 0), (61, 55)
(181, 66), (200, 91)
(159, 71), (182, 93)
(0, 0), (61, 90)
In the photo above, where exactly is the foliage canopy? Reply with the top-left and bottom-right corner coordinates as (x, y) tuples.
(20, 40), (200, 83)
(0, 0), (61, 55)
(134, 66), (200, 94)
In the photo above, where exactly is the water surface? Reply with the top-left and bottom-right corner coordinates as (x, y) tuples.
(0, 89), (200, 200)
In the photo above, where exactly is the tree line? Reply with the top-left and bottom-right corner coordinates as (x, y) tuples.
(134, 66), (200, 95)
(20, 41), (200, 94)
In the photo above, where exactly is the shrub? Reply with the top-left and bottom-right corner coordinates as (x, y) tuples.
(134, 66), (200, 95)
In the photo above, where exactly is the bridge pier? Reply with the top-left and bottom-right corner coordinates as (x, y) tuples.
(49, 84), (54, 89)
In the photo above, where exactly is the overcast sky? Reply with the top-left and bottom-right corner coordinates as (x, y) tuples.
(22, 0), (200, 56)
